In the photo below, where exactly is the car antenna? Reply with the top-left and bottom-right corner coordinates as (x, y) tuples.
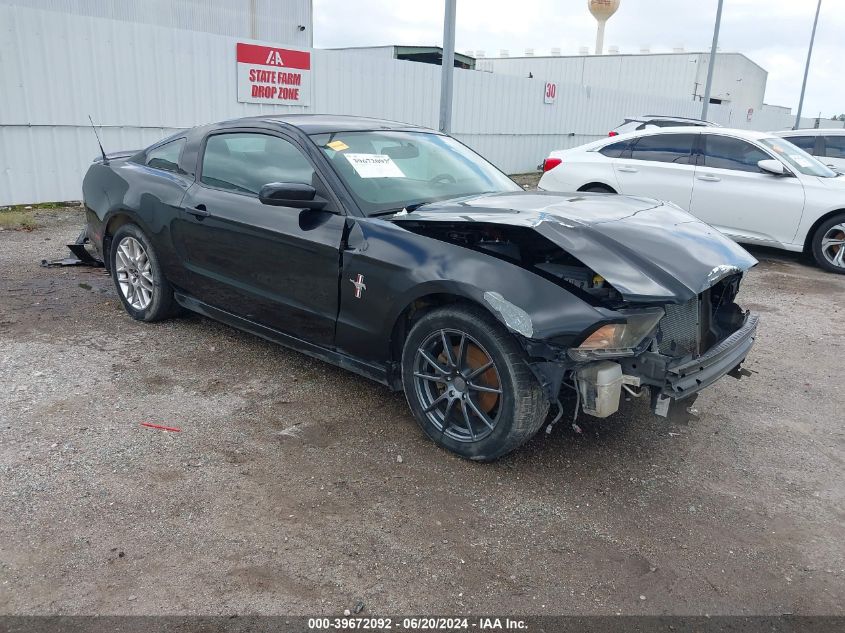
(88, 115), (109, 165)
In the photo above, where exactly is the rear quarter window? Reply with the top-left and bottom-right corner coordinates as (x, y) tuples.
(145, 138), (185, 173)
(599, 140), (631, 158)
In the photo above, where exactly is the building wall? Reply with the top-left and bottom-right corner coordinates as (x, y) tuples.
(477, 52), (769, 125)
(3, 0), (314, 45)
(1, 4), (841, 204)
(323, 45), (396, 61)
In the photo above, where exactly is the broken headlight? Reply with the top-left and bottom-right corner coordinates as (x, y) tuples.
(568, 308), (664, 361)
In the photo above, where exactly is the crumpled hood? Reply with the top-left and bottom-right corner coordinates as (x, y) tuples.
(394, 191), (758, 302)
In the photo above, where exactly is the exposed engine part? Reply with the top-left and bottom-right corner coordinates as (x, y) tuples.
(576, 360), (623, 418)
(656, 272), (746, 359)
(401, 221), (624, 306)
(544, 399), (565, 435)
(477, 239), (520, 260)
(622, 383), (646, 398)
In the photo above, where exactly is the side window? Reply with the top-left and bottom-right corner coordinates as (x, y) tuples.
(784, 136), (817, 154)
(145, 138), (185, 172)
(703, 135), (770, 173)
(599, 140), (631, 158)
(629, 133), (695, 164)
(200, 133), (315, 195)
(823, 136), (845, 159)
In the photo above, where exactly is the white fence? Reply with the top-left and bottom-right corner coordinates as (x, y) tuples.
(1, 3), (841, 205)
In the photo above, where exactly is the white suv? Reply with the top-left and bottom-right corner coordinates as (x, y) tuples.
(772, 128), (845, 172)
(538, 127), (845, 273)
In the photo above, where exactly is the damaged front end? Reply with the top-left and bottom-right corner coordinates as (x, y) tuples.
(393, 192), (760, 423)
(566, 272), (758, 421)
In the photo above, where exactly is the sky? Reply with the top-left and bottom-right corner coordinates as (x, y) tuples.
(312, 0), (843, 118)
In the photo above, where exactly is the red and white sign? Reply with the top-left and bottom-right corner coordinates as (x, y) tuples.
(544, 82), (557, 104)
(236, 42), (311, 105)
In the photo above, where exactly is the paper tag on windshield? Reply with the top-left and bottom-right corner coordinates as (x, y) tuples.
(327, 140), (349, 151)
(345, 153), (405, 178)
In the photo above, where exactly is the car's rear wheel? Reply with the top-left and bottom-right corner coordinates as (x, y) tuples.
(810, 213), (845, 274)
(110, 223), (178, 321)
(401, 305), (549, 461)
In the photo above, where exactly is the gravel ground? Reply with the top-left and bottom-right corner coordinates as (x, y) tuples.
(1, 208), (843, 616)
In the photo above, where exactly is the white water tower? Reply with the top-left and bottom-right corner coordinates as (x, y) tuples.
(588, 0), (621, 55)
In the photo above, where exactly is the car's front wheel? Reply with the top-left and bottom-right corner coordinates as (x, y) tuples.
(810, 213), (845, 274)
(109, 223), (178, 321)
(401, 305), (549, 461)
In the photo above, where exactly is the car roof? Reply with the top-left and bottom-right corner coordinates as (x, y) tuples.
(773, 128), (845, 137)
(607, 126), (776, 143)
(220, 114), (432, 135)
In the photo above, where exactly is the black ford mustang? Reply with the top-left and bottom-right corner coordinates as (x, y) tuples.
(82, 114), (759, 460)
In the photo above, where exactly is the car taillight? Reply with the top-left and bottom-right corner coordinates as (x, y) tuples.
(542, 157), (562, 172)
(608, 131), (618, 137)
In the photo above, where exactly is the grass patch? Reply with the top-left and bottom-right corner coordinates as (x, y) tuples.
(0, 201), (81, 231)
(5, 201), (76, 212)
(0, 210), (40, 231)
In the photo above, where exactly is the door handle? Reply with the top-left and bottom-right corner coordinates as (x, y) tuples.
(697, 174), (721, 182)
(186, 204), (210, 219)
(617, 166), (638, 173)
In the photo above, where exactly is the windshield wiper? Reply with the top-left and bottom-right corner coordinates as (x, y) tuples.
(404, 200), (432, 212)
(368, 200), (434, 217)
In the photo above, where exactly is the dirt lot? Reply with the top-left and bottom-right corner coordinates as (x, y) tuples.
(1, 208), (843, 616)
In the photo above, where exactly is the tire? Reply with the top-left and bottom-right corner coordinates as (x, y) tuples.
(109, 223), (178, 321)
(810, 213), (845, 274)
(401, 304), (549, 461)
(580, 185), (615, 194)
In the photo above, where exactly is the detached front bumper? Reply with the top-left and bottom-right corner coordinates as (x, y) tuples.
(663, 312), (759, 399)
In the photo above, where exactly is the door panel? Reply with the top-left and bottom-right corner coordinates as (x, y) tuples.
(171, 131), (345, 346)
(689, 134), (805, 246)
(612, 133), (698, 210)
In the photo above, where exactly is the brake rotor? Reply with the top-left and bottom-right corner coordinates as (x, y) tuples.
(464, 343), (500, 412)
(830, 228), (844, 258)
(438, 343), (500, 413)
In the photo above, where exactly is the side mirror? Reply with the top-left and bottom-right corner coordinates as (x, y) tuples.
(757, 159), (789, 176)
(259, 182), (327, 210)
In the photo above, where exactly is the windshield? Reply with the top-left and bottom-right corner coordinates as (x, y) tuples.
(310, 130), (520, 215)
(759, 137), (837, 178)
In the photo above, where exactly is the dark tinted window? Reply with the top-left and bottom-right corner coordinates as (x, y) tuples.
(599, 140), (631, 158)
(823, 135), (845, 159)
(702, 135), (769, 172)
(629, 133), (695, 164)
(782, 135), (816, 153)
(145, 139), (185, 172)
(201, 133), (315, 195)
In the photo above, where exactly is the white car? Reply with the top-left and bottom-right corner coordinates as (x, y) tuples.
(538, 127), (845, 273)
(772, 128), (845, 172)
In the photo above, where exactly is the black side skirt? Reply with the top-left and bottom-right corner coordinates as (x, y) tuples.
(173, 292), (392, 388)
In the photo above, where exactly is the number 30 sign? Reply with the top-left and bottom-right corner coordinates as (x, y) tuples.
(544, 82), (557, 104)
